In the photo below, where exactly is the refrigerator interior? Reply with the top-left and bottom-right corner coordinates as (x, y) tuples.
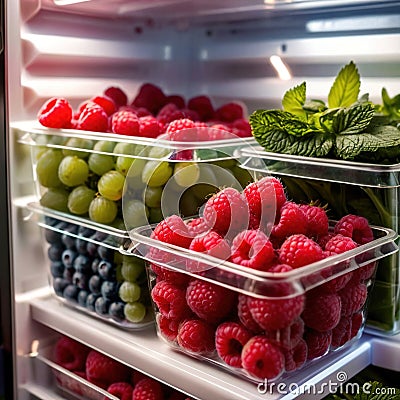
(4, 0), (400, 399)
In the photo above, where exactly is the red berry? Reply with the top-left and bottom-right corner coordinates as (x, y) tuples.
(334, 214), (374, 245)
(278, 234), (324, 269)
(237, 294), (263, 334)
(166, 118), (196, 139)
(54, 336), (90, 371)
(104, 86), (128, 107)
(320, 270), (353, 293)
(231, 118), (252, 137)
(186, 217), (209, 237)
(230, 229), (275, 271)
(139, 115), (161, 138)
(264, 317), (304, 350)
(304, 329), (332, 360)
(106, 382), (133, 400)
(241, 336), (285, 380)
(157, 103), (185, 127)
(331, 317), (352, 348)
(90, 95), (117, 116)
(133, 83), (166, 115)
(157, 314), (180, 342)
(132, 377), (164, 400)
(77, 102), (109, 132)
(283, 338), (308, 372)
(324, 234), (358, 254)
(111, 110), (140, 136)
(38, 97), (73, 129)
(208, 124), (233, 140)
(187, 95), (215, 121)
(151, 280), (191, 320)
(299, 204), (329, 238)
(350, 312), (364, 339)
(302, 292), (341, 332)
(177, 319), (216, 354)
(186, 279), (236, 323)
(215, 322), (252, 368)
(338, 282), (368, 316)
(166, 94), (185, 109)
(151, 215), (192, 248)
(215, 102), (244, 123)
(149, 263), (190, 287)
(352, 262), (376, 282)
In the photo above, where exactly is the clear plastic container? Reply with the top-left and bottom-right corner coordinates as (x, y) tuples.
(123, 219), (398, 383)
(239, 145), (400, 335)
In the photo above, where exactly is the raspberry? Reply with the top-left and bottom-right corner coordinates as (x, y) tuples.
(264, 317), (304, 350)
(331, 317), (351, 348)
(241, 336), (285, 380)
(267, 263), (293, 273)
(352, 262), (376, 282)
(230, 118), (252, 137)
(166, 94), (185, 109)
(187, 95), (215, 121)
(139, 115), (161, 138)
(299, 204), (329, 238)
(181, 108), (200, 121)
(186, 217), (209, 237)
(133, 83), (166, 115)
(186, 279), (236, 323)
(106, 382), (133, 400)
(132, 377), (164, 400)
(324, 234), (358, 254)
(177, 319), (216, 354)
(271, 202), (308, 243)
(54, 336), (90, 371)
(38, 97), (73, 129)
(77, 102), (109, 132)
(283, 338), (308, 372)
(215, 102), (244, 123)
(166, 118), (196, 139)
(157, 314), (180, 342)
(334, 214), (374, 245)
(215, 322), (253, 368)
(302, 292), (341, 332)
(304, 329), (332, 360)
(350, 312), (364, 339)
(202, 187), (249, 237)
(230, 230), (275, 271)
(338, 282), (368, 316)
(157, 103), (185, 126)
(248, 294), (305, 330)
(149, 263), (189, 287)
(90, 95), (117, 116)
(104, 86), (128, 107)
(111, 110), (140, 136)
(151, 280), (190, 320)
(317, 233), (335, 248)
(151, 215), (192, 248)
(208, 124), (233, 140)
(237, 294), (263, 333)
(320, 270), (353, 293)
(85, 350), (130, 389)
(278, 234), (324, 269)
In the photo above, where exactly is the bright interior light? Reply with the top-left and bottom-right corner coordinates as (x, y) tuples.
(29, 340), (40, 357)
(270, 55), (292, 80)
(54, 0), (91, 5)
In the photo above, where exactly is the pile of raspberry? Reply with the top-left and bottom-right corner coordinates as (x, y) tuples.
(37, 83), (251, 141)
(54, 335), (194, 400)
(148, 176), (376, 381)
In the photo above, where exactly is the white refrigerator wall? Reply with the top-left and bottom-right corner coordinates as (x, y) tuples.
(4, 0), (400, 398)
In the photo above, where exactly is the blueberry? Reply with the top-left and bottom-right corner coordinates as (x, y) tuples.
(78, 226), (96, 238)
(97, 245), (114, 261)
(75, 238), (88, 255)
(86, 293), (100, 311)
(63, 284), (80, 301)
(50, 261), (65, 278)
(45, 216), (59, 227)
(77, 290), (89, 307)
(53, 277), (69, 296)
(98, 260), (116, 280)
(91, 258), (101, 274)
(73, 255), (92, 273)
(88, 275), (103, 294)
(94, 231), (108, 242)
(87, 242), (98, 258)
(109, 301), (125, 322)
(61, 233), (76, 250)
(47, 243), (64, 262)
(101, 280), (118, 301)
(63, 268), (74, 282)
(44, 228), (62, 245)
(62, 249), (78, 269)
(95, 296), (111, 316)
(72, 271), (89, 290)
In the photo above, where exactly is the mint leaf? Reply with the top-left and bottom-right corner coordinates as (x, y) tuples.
(303, 99), (327, 113)
(282, 82), (307, 119)
(328, 61), (360, 108)
(332, 103), (375, 135)
(381, 87), (400, 119)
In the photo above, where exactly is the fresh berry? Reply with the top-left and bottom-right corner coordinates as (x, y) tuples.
(278, 234), (324, 269)
(208, 125), (232, 140)
(38, 97), (73, 128)
(54, 336), (89, 371)
(151, 280), (191, 320)
(215, 102), (243, 123)
(231, 118), (252, 137)
(320, 270), (353, 293)
(202, 187), (248, 237)
(132, 377), (164, 400)
(187, 96), (215, 121)
(230, 229), (275, 271)
(90, 95), (117, 116)
(111, 110), (140, 136)
(157, 314), (180, 341)
(350, 312), (364, 339)
(241, 336), (285, 380)
(189, 231), (230, 262)
(166, 118), (196, 139)
(331, 317), (352, 348)
(157, 103), (185, 127)
(215, 322), (252, 368)
(177, 319), (216, 354)
(324, 234), (358, 254)
(283, 338), (308, 372)
(151, 215), (192, 248)
(150, 263), (190, 287)
(334, 214), (374, 245)
(77, 103), (109, 132)
(133, 83), (166, 115)
(104, 86), (128, 107)
(317, 233), (335, 248)
(304, 329), (332, 360)
(186, 279), (236, 323)
(85, 350), (130, 389)
(166, 94), (185, 109)
(237, 294), (263, 333)
(106, 382), (133, 400)
(338, 282), (368, 316)
(139, 115), (161, 138)
(299, 204), (329, 238)
(186, 217), (209, 237)
(302, 292), (341, 332)
(267, 263), (293, 273)
(264, 317), (304, 350)
(352, 262), (376, 282)
(248, 294), (305, 330)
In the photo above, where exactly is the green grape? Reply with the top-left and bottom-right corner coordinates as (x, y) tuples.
(123, 199), (149, 230)
(62, 138), (94, 159)
(125, 157), (147, 178)
(40, 188), (69, 212)
(180, 188), (201, 217)
(88, 195), (118, 224)
(133, 144), (149, 157)
(98, 170), (125, 201)
(58, 156), (89, 187)
(212, 159), (237, 169)
(213, 166), (240, 190)
(88, 153), (115, 176)
(147, 146), (171, 159)
(119, 281), (141, 303)
(191, 163), (218, 201)
(93, 140), (116, 153)
(124, 301), (146, 323)
(230, 165), (253, 188)
(173, 162), (200, 188)
(67, 185), (96, 215)
(143, 186), (163, 208)
(121, 258), (145, 282)
(141, 160), (173, 187)
(114, 142), (136, 156)
(116, 264), (124, 283)
(36, 149), (63, 188)
(149, 207), (163, 223)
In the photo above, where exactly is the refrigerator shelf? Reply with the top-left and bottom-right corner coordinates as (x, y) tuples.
(30, 295), (372, 400)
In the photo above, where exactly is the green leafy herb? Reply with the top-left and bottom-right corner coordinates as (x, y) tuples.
(378, 88), (400, 120)
(282, 82), (307, 119)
